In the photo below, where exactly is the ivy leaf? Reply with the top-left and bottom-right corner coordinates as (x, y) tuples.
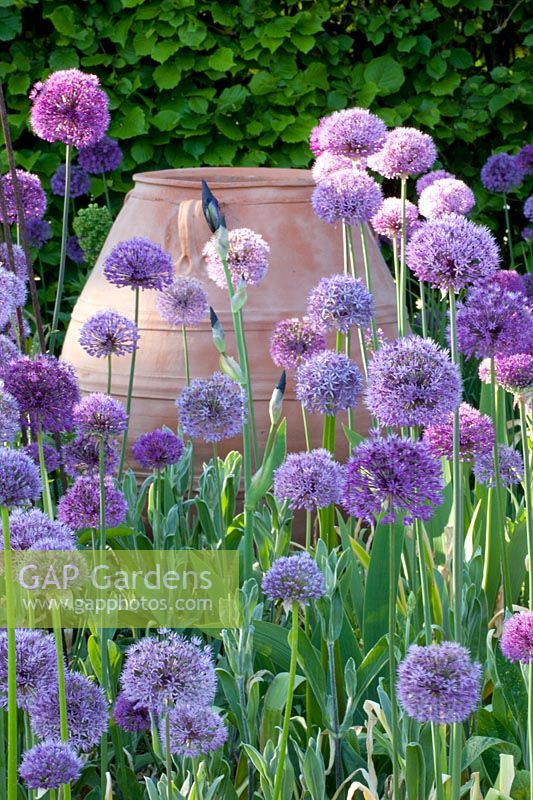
(46, 5), (77, 36)
(208, 47), (235, 71)
(364, 56), (405, 95)
(0, 6), (21, 41)
(109, 106), (146, 139)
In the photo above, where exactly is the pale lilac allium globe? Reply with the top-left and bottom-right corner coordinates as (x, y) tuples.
(311, 168), (383, 225)
(57, 475), (127, 529)
(164, 703), (227, 757)
(0, 243), (28, 280)
(263, 552), (325, 606)
(113, 692), (151, 733)
(269, 317), (326, 369)
(311, 152), (357, 182)
(0, 449), (41, 506)
(78, 136), (123, 174)
(0, 169), (47, 223)
(296, 351), (363, 415)
(479, 353), (533, 399)
(0, 386), (20, 443)
(416, 169), (455, 195)
(156, 276), (209, 327)
(132, 428), (184, 470)
(73, 393), (128, 438)
(423, 403), (494, 461)
(501, 612), (533, 663)
(473, 444), (523, 488)
(307, 274), (374, 333)
(6, 508), (75, 551)
(63, 433), (119, 478)
(273, 449), (342, 511)
(0, 336), (18, 377)
(0, 630), (57, 710)
(203, 227), (269, 290)
(516, 145), (533, 175)
(418, 178), (475, 218)
(104, 237), (174, 291)
(481, 153), (523, 193)
(311, 108), (388, 159)
(524, 196), (533, 223)
(176, 372), (246, 443)
(19, 742), (82, 790)
(0, 268), (27, 328)
(371, 197), (419, 239)
(50, 164), (91, 198)
(79, 310), (139, 358)
(368, 127), (437, 178)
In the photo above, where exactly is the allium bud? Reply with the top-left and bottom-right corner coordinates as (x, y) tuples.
(269, 371), (286, 425)
(201, 180), (222, 233)
(210, 307), (226, 354)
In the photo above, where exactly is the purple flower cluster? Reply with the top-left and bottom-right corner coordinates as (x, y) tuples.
(26, 218), (52, 248)
(516, 145), (533, 175)
(311, 152), (357, 182)
(0, 243), (28, 280)
(50, 164), (91, 198)
(79, 310), (139, 358)
(104, 237), (174, 291)
(203, 227), (270, 290)
(501, 612), (533, 663)
(0, 386), (20, 443)
(270, 317), (326, 370)
(416, 169), (455, 195)
(481, 153), (523, 193)
(78, 136), (122, 174)
(524, 195), (533, 223)
(132, 428), (184, 470)
(263, 552), (325, 606)
(67, 235), (84, 263)
(273, 449), (342, 511)
(0, 169), (47, 224)
(0, 335), (18, 375)
(73, 393), (128, 438)
(19, 742), (82, 790)
(307, 274), (374, 333)
(156, 276), (209, 327)
(58, 475), (127, 529)
(368, 127), (437, 178)
(418, 178), (475, 218)
(423, 403), (494, 462)
(492, 270), (526, 295)
(311, 108), (387, 159)
(7, 508), (75, 551)
(0, 268), (27, 329)
(480, 353), (533, 398)
(311, 169), (383, 225)
(296, 351), (363, 415)
(23, 441), (60, 474)
(164, 703), (227, 757)
(176, 372), (246, 443)
(473, 444), (523, 488)
(371, 197), (419, 240)
(113, 693), (151, 733)
(0, 630), (57, 710)
(63, 433), (119, 478)
(0, 448), (42, 506)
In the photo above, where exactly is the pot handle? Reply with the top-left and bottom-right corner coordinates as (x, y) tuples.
(165, 198), (208, 278)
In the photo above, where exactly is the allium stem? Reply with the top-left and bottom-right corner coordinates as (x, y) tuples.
(1, 507), (17, 800)
(399, 177), (408, 338)
(387, 518), (400, 800)
(519, 400), (533, 604)
(107, 356), (112, 394)
(502, 193), (515, 268)
(392, 235), (401, 337)
(182, 325), (190, 386)
(165, 712), (173, 800)
(359, 224), (379, 351)
(357, 327), (369, 379)
(212, 444), (225, 544)
(344, 222), (357, 277)
(238, 308), (259, 467)
(51, 606), (71, 800)
(301, 404), (311, 451)
(37, 426), (54, 518)
(419, 280), (428, 338)
(272, 602), (299, 800)
(327, 640), (343, 787)
(490, 358), (513, 611)
(50, 143), (72, 355)
(118, 287), (139, 480)
(98, 436), (109, 799)
(102, 173), (112, 216)
(320, 415), (336, 549)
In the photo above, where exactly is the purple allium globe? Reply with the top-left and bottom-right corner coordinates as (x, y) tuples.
(78, 136), (123, 174)
(0, 630), (57, 710)
(273, 449), (342, 511)
(311, 152), (357, 182)
(0, 268), (27, 328)
(480, 353), (533, 399)
(522, 226), (533, 242)
(423, 403), (494, 462)
(50, 164), (91, 198)
(263, 552), (325, 606)
(371, 197), (419, 240)
(132, 428), (184, 470)
(368, 127), (437, 178)
(120, 632), (216, 711)
(0, 243), (28, 281)
(311, 169), (383, 225)
(516, 145), (533, 175)
(23, 441), (60, 474)
(156, 276), (209, 327)
(365, 335), (461, 428)
(269, 317), (326, 370)
(29, 69), (110, 148)
(104, 237), (174, 291)
(203, 227), (270, 290)
(525, 274), (533, 304)
(0, 448), (41, 506)
(481, 153), (523, 193)
(19, 742), (82, 790)
(113, 692), (151, 733)
(165, 703), (227, 757)
(0, 169), (47, 223)
(73, 393), (128, 438)
(341, 434), (443, 524)
(524, 196), (533, 223)
(66, 235), (84, 263)
(26, 218), (52, 249)
(63, 433), (119, 478)
(397, 643), (481, 724)
(79, 310), (139, 358)
(416, 169), (455, 196)
(406, 213), (500, 292)
(307, 274), (374, 333)
(296, 351), (363, 415)
(492, 270), (526, 295)
(57, 475), (127, 529)
(418, 178), (475, 218)
(473, 444), (523, 488)
(312, 108), (388, 159)
(0, 335), (18, 375)
(0, 387), (20, 443)
(176, 372), (246, 443)
(501, 612), (533, 663)
(6, 508), (75, 551)
(3, 355), (80, 434)
(28, 670), (108, 752)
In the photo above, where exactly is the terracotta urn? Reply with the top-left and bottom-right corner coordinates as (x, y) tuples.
(62, 167), (398, 469)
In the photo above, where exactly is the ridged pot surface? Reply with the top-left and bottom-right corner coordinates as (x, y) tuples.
(62, 167), (397, 469)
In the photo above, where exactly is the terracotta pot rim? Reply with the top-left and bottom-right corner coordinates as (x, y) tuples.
(133, 166), (314, 189)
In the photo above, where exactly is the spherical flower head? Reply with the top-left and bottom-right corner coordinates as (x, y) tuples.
(525, 274), (533, 304)
(0, 243), (28, 281)
(455, 283), (533, 359)
(481, 153), (523, 193)
(104, 237), (174, 291)
(492, 270), (526, 295)
(23, 441), (60, 473)
(484, 353), (533, 399)
(0, 268), (27, 328)
(3, 355), (80, 434)
(132, 428), (184, 470)
(311, 168), (383, 225)
(63, 432), (119, 478)
(30, 69), (110, 148)
(365, 335), (461, 428)
(78, 136), (123, 174)
(29, 670), (108, 752)
(66, 235), (84, 264)
(313, 108), (387, 159)
(371, 197), (419, 240)
(419, 178), (475, 218)
(0, 335), (18, 377)
(2, 315), (31, 344)
(0, 630), (57, 710)
(516, 145), (533, 175)
(156, 276), (209, 327)
(58, 474), (127, 529)
(176, 372), (246, 443)
(473, 444), (523, 488)
(296, 351), (363, 415)
(73, 393), (128, 438)
(273, 449), (342, 512)
(423, 403), (494, 462)
(307, 274), (374, 334)
(26, 218), (52, 249)
(165, 703), (227, 757)
(501, 612), (533, 663)
(50, 164), (91, 198)
(0, 386), (20, 443)
(79, 310), (139, 358)
(120, 632), (216, 711)
(407, 213), (500, 292)
(368, 127), (437, 178)
(113, 692), (151, 733)
(397, 642), (481, 724)
(311, 152), (358, 182)
(0, 448), (41, 506)
(522, 226), (533, 241)
(263, 552), (325, 607)
(524, 196), (533, 223)
(19, 742), (82, 790)
(270, 316), (326, 370)
(6, 508), (75, 551)
(416, 169), (455, 195)
(0, 169), (47, 223)
(342, 434), (443, 524)
(203, 227), (269, 290)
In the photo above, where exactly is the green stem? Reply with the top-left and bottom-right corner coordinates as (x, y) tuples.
(0, 709), (6, 800)
(238, 308), (259, 468)
(399, 177), (408, 338)
(327, 640), (343, 787)
(359, 224), (379, 351)
(237, 676), (255, 800)
(357, 327), (369, 377)
(102, 173), (112, 216)
(392, 235), (401, 336)
(388, 519), (400, 800)
(319, 415), (336, 548)
(502, 193), (515, 268)
(519, 400), (533, 603)
(50, 144), (72, 355)
(1, 507), (17, 800)
(98, 436), (109, 799)
(345, 223), (357, 277)
(51, 606), (71, 800)
(182, 325), (190, 386)
(272, 603), (299, 800)
(118, 287), (140, 480)
(37, 427), (54, 518)
(212, 444), (225, 544)
(107, 356), (112, 395)
(419, 280), (428, 338)
(432, 724), (444, 800)
(529, 663), (533, 800)
(301, 404), (311, 451)
(305, 511), (312, 551)
(490, 358), (513, 610)
(165, 712), (173, 800)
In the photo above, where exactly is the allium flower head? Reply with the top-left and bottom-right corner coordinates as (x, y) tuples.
(79, 310), (139, 358)
(0, 448), (41, 506)
(341, 434), (443, 524)
(311, 152), (358, 182)
(0, 630), (57, 710)
(480, 353), (533, 399)
(104, 237), (174, 291)
(30, 69), (110, 148)
(307, 274), (374, 333)
(0, 267), (27, 328)
(397, 643), (481, 724)
(0, 169), (47, 223)
(524, 196), (533, 223)
(263, 552), (325, 606)
(6, 508), (75, 551)
(78, 136), (123, 174)
(165, 703), (227, 757)
(0, 335), (18, 376)
(501, 612), (533, 663)
(473, 444), (523, 488)
(57, 475), (127, 529)
(312, 108), (387, 159)
(525, 274), (533, 304)
(63, 432), (119, 478)
(50, 164), (91, 198)
(3, 355), (80, 434)
(120, 632), (216, 711)
(67, 235), (84, 263)
(113, 692), (151, 733)
(0, 386), (20, 443)
(73, 203), (112, 268)
(203, 227), (270, 290)
(516, 145), (533, 175)
(0, 243), (28, 281)
(492, 270), (526, 295)
(273, 449), (342, 511)
(19, 742), (82, 790)
(311, 169), (383, 225)
(73, 393), (128, 438)
(26, 218), (52, 249)
(296, 351), (363, 415)
(406, 213), (500, 292)
(522, 226), (533, 241)
(418, 178), (475, 218)
(371, 197), (419, 239)
(416, 169), (455, 195)
(423, 403), (494, 462)
(176, 372), (246, 443)
(368, 127), (437, 178)
(481, 153), (523, 193)
(132, 428), (184, 470)
(365, 335), (461, 428)
(156, 276), (209, 327)
(270, 316), (326, 370)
